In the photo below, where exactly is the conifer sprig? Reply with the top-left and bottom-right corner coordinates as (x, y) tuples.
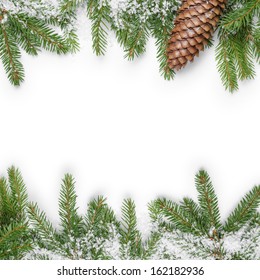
(155, 198), (196, 233)
(216, 0), (260, 92)
(0, 1), (75, 86)
(195, 170), (221, 231)
(152, 170), (260, 259)
(150, 17), (175, 80)
(0, 223), (31, 260)
(60, 0), (259, 92)
(0, 167), (31, 259)
(8, 167), (28, 220)
(27, 202), (57, 245)
(1, 0), (259, 90)
(88, 2), (111, 56)
(221, 0), (260, 31)
(0, 22), (24, 85)
(61, 0), (180, 83)
(0, 177), (16, 226)
(224, 185), (260, 232)
(59, 174), (82, 236)
(0, 167), (260, 259)
(120, 199), (143, 259)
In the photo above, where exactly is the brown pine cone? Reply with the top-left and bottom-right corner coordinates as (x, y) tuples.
(167, 0), (226, 71)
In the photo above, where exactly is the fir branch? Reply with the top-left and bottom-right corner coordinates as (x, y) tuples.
(228, 33), (255, 80)
(221, 0), (260, 32)
(124, 21), (149, 60)
(180, 197), (207, 235)
(148, 199), (162, 222)
(0, 2), (77, 86)
(63, 29), (80, 53)
(0, 223), (26, 245)
(142, 231), (161, 260)
(149, 15), (175, 80)
(195, 170), (221, 231)
(27, 202), (57, 246)
(16, 14), (69, 54)
(58, 0), (81, 53)
(8, 166), (28, 221)
(0, 0), (258, 90)
(224, 185), (260, 232)
(0, 177), (15, 226)
(216, 34), (239, 92)
(148, 199), (175, 232)
(7, 14), (40, 56)
(155, 198), (195, 233)
(85, 196), (107, 229)
(120, 199), (143, 259)
(0, 22), (24, 85)
(0, 222), (31, 260)
(120, 199), (139, 244)
(59, 174), (82, 236)
(1, 166), (260, 259)
(0, 168), (28, 226)
(88, 2), (110, 56)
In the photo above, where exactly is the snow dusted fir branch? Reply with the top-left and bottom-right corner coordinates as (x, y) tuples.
(0, 167), (260, 260)
(0, 167), (32, 259)
(77, 0), (181, 80)
(152, 170), (260, 259)
(0, 0), (258, 90)
(62, 0), (259, 92)
(216, 0), (260, 92)
(0, 0), (79, 86)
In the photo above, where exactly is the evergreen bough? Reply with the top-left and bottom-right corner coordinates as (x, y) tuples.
(217, 0), (260, 92)
(0, 167), (31, 259)
(0, 0), (259, 91)
(0, 167), (259, 260)
(60, 0), (259, 92)
(0, 0), (79, 86)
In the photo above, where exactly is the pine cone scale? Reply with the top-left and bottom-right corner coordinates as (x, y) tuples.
(167, 0), (227, 71)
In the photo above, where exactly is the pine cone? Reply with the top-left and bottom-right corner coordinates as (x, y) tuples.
(167, 0), (226, 71)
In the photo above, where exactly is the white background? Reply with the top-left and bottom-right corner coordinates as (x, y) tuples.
(0, 21), (259, 227)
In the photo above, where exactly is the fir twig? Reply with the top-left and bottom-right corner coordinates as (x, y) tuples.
(224, 185), (260, 232)
(59, 174), (82, 236)
(0, 2), (75, 86)
(120, 199), (143, 259)
(0, 22), (24, 85)
(195, 170), (221, 231)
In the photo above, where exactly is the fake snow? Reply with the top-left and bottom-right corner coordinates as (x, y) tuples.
(23, 220), (260, 260)
(107, 0), (181, 28)
(1, 0), (181, 29)
(0, 0), (58, 19)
